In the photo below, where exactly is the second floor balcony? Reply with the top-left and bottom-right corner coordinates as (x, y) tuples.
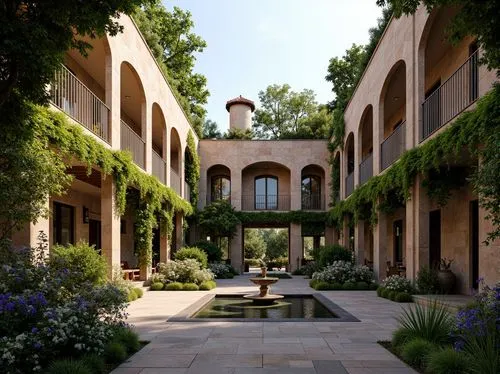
(301, 194), (325, 210)
(345, 172), (354, 197)
(241, 195), (290, 211)
(120, 120), (146, 170)
(170, 168), (181, 195)
(152, 150), (166, 184)
(381, 121), (406, 171)
(359, 152), (373, 186)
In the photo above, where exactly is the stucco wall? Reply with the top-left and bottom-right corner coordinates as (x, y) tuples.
(229, 104), (252, 131)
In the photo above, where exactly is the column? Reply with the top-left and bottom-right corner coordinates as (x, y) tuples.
(290, 168), (301, 210)
(354, 220), (365, 265)
(101, 176), (121, 278)
(159, 224), (170, 264)
(11, 199), (50, 250)
(373, 202), (388, 282)
(175, 213), (183, 250)
(324, 226), (335, 246)
(142, 101), (152, 173)
(289, 223), (302, 272)
(230, 224), (243, 273)
(106, 54), (120, 150)
(230, 168), (242, 210)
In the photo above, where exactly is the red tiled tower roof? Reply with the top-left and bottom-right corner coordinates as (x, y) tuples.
(225, 95), (255, 112)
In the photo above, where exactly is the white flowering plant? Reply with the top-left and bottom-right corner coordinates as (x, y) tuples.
(312, 261), (374, 284)
(0, 233), (129, 373)
(209, 263), (234, 279)
(159, 258), (214, 284)
(382, 275), (413, 293)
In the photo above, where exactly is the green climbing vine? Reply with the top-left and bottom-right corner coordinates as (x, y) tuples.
(328, 84), (500, 245)
(35, 105), (193, 266)
(185, 130), (200, 207)
(237, 211), (328, 226)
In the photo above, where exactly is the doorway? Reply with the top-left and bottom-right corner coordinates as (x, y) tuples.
(429, 210), (441, 269)
(470, 200), (479, 290)
(393, 220), (403, 264)
(89, 219), (101, 250)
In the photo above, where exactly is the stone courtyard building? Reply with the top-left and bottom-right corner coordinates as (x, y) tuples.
(11, 4), (499, 293)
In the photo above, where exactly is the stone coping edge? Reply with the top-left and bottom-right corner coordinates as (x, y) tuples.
(168, 293), (360, 323)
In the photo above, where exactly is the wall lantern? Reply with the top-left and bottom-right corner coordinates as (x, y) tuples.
(83, 206), (89, 224)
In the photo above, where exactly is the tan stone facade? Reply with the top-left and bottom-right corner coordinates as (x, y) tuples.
(334, 6), (499, 293)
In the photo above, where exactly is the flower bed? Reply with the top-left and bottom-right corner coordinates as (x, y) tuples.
(209, 263), (238, 279)
(309, 261), (376, 290)
(149, 259), (217, 291)
(375, 275), (414, 302)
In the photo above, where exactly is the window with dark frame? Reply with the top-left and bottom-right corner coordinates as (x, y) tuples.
(211, 176), (231, 202)
(53, 202), (75, 246)
(301, 175), (321, 209)
(255, 176), (278, 210)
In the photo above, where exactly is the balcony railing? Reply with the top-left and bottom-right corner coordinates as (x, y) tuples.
(301, 194), (325, 210)
(170, 168), (181, 195)
(120, 120), (145, 170)
(50, 65), (110, 142)
(152, 150), (166, 184)
(359, 152), (373, 185)
(421, 50), (479, 142)
(345, 172), (354, 197)
(381, 121), (406, 171)
(184, 182), (191, 202)
(206, 194), (231, 204)
(241, 195), (290, 211)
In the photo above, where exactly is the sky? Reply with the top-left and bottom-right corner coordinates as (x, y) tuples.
(166, 0), (383, 133)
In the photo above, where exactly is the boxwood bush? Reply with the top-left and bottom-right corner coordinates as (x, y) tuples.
(150, 282), (164, 291)
(183, 283), (199, 291)
(401, 338), (436, 370)
(165, 282), (184, 290)
(174, 247), (208, 268)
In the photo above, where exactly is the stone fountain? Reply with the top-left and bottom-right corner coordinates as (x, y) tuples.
(243, 267), (284, 306)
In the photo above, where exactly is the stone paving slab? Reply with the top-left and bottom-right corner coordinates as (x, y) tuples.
(112, 275), (418, 374)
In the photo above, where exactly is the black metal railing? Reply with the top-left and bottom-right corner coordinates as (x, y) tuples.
(359, 152), (373, 185)
(421, 50), (479, 141)
(50, 65), (110, 142)
(241, 195), (290, 211)
(120, 120), (146, 170)
(345, 172), (354, 197)
(381, 121), (406, 170)
(206, 194), (231, 204)
(152, 150), (166, 184)
(301, 194), (324, 210)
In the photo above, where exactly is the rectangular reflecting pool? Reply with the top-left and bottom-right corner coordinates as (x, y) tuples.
(169, 294), (360, 322)
(194, 295), (336, 319)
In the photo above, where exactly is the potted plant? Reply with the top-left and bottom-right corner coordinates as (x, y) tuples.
(437, 258), (456, 294)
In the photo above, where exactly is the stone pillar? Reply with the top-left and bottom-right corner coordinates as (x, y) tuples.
(11, 199), (50, 249)
(106, 54), (120, 150)
(290, 168), (301, 210)
(175, 213), (183, 251)
(354, 220), (365, 265)
(159, 224), (170, 264)
(230, 224), (243, 273)
(143, 101), (152, 174)
(101, 176), (121, 278)
(478, 205), (500, 289)
(342, 218), (350, 249)
(373, 206), (388, 282)
(230, 168), (242, 210)
(289, 223), (302, 271)
(324, 226), (335, 246)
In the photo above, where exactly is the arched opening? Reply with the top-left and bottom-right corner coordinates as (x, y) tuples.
(301, 164), (325, 210)
(345, 133), (355, 197)
(242, 162), (291, 211)
(380, 61), (406, 170)
(420, 7), (478, 141)
(169, 127), (182, 194)
(120, 62), (146, 169)
(358, 105), (373, 185)
(52, 36), (111, 142)
(152, 103), (166, 184)
(207, 164), (231, 203)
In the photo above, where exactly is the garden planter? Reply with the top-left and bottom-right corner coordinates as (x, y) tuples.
(437, 269), (456, 294)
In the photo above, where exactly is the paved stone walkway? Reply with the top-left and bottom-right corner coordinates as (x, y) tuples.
(113, 275), (418, 374)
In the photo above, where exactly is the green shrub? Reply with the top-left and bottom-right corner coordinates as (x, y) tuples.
(416, 265), (440, 294)
(392, 327), (413, 350)
(223, 272), (234, 279)
(245, 258), (261, 267)
(103, 341), (127, 364)
(395, 292), (412, 303)
(183, 282), (199, 291)
(369, 282), (379, 290)
(309, 279), (319, 288)
(174, 247), (208, 268)
(312, 244), (352, 267)
(80, 354), (105, 374)
(193, 241), (223, 263)
(165, 282), (183, 290)
(401, 338), (436, 370)
(133, 288), (144, 298)
(199, 280), (216, 290)
(127, 291), (138, 302)
(396, 301), (453, 345)
(342, 281), (357, 290)
(381, 288), (390, 298)
(292, 268), (304, 275)
(427, 348), (470, 374)
(356, 281), (369, 290)
(331, 282), (343, 290)
(314, 281), (332, 290)
(47, 359), (91, 374)
(377, 286), (385, 297)
(50, 241), (107, 287)
(112, 327), (140, 354)
(150, 282), (164, 291)
(389, 291), (397, 301)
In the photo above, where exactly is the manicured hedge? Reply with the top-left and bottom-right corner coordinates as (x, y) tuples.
(309, 279), (378, 291)
(377, 286), (413, 303)
(151, 281), (217, 291)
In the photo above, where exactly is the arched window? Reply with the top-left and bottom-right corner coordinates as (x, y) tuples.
(301, 176), (321, 209)
(255, 176), (278, 210)
(211, 176), (231, 201)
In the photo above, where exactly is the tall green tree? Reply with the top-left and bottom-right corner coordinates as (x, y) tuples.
(252, 84), (328, 139)
(202, 119), (222, 139)
(133, 1), (209, 136)
(376, 0), (500, 70)
(244, 229), (266, 259)
(0, 0), (147, 107)
(263, 229), (288, 261)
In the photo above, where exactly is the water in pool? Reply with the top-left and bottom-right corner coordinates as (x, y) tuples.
(193, 295), (337, 319)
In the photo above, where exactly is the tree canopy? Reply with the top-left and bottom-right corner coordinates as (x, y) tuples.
(252, 84), (331, 139)
(133, 1), (209, 137)
(244, 229), (266, 259)
(0, 0), (147, 107)
(202, 119), (222, 139)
